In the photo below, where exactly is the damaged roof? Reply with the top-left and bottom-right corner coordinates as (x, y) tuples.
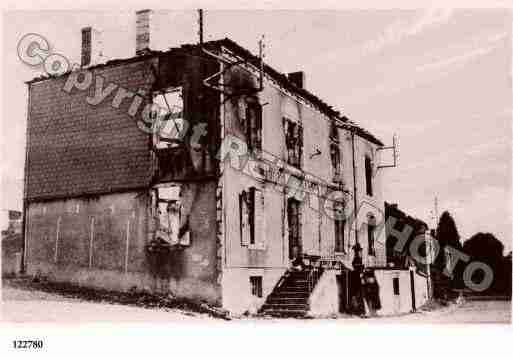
(27, 37), (383, 146)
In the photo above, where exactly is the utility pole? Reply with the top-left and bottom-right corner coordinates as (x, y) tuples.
(198, 9), (204, 45)
(426, 195), (438, 300)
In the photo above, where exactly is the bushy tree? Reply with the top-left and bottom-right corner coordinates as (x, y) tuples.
(462, 232), (506, 294)
(433, 211), (462, 299)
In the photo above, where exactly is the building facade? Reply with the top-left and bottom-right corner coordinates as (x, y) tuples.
(23, 11), (391, 316)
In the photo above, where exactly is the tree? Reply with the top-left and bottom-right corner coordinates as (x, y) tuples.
(461, 232), (506, 294)
(435, 211), (462, 268)
(433, 211), (462, 299)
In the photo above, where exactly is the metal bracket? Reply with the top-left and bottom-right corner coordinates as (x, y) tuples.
(376, 134), (398, 169)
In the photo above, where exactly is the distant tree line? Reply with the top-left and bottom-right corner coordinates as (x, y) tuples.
(385, 204), (511, 299)
(431, 211), (511, 299)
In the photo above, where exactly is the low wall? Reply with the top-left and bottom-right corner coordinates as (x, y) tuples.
(375, 269), (412, 315)
(2, 233), (23, 276)
(308, 270), (339, 317)
(25, 187), (221, 305)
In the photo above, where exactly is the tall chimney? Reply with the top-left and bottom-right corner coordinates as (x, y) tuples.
(81, 26), (103, 67)
(136, 9), (152, 55)
(288, 71), (305, 89)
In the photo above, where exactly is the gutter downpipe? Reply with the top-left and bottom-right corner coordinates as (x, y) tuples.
(351, 130), (359, 248)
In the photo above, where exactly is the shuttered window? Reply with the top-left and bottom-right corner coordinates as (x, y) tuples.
(330, 143), (341, 182)
(240, 187), (266, 249)
(284, 118), (303, 168)
(250, 276), (263, 298)
(239, 98), (262, 153)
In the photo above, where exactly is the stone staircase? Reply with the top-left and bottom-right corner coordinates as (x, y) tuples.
(259, 267), (323, 318)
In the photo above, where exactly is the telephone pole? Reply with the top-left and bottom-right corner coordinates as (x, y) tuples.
(426, 195), (438, 300)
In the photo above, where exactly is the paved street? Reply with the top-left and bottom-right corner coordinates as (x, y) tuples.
(1, 284), (510, 323)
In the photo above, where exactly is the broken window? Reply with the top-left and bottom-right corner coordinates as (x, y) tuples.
(283, 118), (303, 168)
(240, 187), (266, 249)
(329, 121), (339, 143)
(155, 185), (190, 246)
(250, 276), (263, 298)
(152, 88), (185, 149)
(330, 122), (342, 182)
(365, 156), (373, 196)
(239, 97), (262, 153)
(367, 214), (376, 256)
(330, 143), (342, 182)
(334, 201), (345, 253)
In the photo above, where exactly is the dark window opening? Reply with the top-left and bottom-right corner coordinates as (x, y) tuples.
(365, 156), (373, 196)
(330, 143), (341, 182)
(245, 101), (262, 153)
(284, 118), (303, 168)
(393, 277), (400, 295)
(250, 276), (263, 298)
(329, 122), (339, 143)
(368, 214), (376, 256)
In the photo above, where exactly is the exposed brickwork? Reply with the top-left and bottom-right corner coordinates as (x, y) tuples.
(26, 59), (158, 201)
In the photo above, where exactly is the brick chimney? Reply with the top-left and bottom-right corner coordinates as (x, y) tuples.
(288, 71), (305, 89)
(136, 9), (152, 55)
(81, 26), (103, 67)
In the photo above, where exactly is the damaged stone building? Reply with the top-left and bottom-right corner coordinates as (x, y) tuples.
(23, 10), (422, 317)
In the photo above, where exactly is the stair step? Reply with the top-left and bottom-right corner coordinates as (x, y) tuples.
(261, 303), (309, 311)
(266, 297), (308, 304)
(271, 291), (309, 297)
(259, 309), (308, 318)
(279, 285), (309, 291)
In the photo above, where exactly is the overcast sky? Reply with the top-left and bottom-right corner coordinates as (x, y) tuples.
(1, 9), (511, 252)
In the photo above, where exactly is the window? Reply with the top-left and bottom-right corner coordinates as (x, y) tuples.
(240, 98), (262, 153)
(284, 118), (303, 168)
(365, 156), (373, 196)
(152, 88), (185, 149)
(250, 276), (263, 298)
(329, 121), (339, 143)
(330, 143), (342, 182)
(393, 277), (400, 295)
(334, 201), (345, 253)
(239, 190), (251, 246)
(367, 214), (376, 256)
(240, 187), (266, 249)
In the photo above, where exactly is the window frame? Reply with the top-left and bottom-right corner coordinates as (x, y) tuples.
(242, 98), (262, 154)
(283, 118), (303, 169)
(250, 276), (263, 298)
(393, 277), (400, 295)
(365, 156), (373, 196)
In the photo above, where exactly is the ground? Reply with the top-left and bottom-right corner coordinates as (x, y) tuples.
(2, 280), (510, 323)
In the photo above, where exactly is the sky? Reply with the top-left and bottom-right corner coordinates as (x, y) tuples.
(1, 9), (511, 252)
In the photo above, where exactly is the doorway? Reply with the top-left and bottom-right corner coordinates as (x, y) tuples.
(337, 272), (349, 313)
(287, 198), (301, 260)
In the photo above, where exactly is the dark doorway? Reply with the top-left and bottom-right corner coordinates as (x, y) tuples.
(337, 272), (349, 313)
(287, 197), (301, 260)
